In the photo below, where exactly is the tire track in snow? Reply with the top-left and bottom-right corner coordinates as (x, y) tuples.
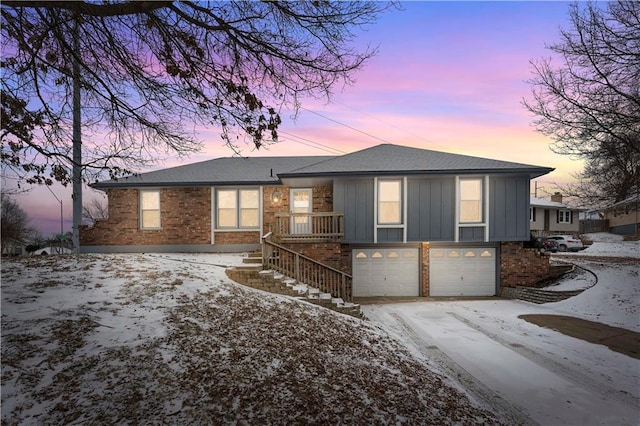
(388, 312), (537, 426)
(448, 311), (640, 411)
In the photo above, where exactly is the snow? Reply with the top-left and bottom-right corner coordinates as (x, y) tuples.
(2, 235), (638, 424)
(2, 253), (498, 424)
(363, 235), (640, 425)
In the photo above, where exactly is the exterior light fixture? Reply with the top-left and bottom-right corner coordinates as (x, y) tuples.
(271, 189), (282, 204)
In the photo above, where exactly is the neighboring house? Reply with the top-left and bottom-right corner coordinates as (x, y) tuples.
(81, 144), (554, 299)
(529, 193), (580, 237)
(1, 238), (26, 256)
(602, 194), (640, 236)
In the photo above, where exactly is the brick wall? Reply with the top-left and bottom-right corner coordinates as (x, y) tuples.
(262, 185), (288, 236)
(421, 242), (430, 296)
(262, 185), (334, 235)
(500, 241), (550, 287)
(280, 242), (348, 273)
(80, 187), (211, 246)
(214, 231), (261, 245)
(82, 184), (336, 248)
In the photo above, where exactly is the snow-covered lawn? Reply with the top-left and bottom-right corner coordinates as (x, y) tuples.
(2, 253), (499, 424)
(2, 234), (637, 424)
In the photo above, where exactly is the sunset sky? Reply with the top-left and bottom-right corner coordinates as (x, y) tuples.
(13, 1), (582, 236)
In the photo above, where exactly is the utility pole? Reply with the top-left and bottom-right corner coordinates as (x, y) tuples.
(72, 14), (82, 254)
(45, 185), (64, 253)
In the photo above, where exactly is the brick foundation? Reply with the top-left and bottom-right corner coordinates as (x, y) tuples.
(280, 242), (349, 274)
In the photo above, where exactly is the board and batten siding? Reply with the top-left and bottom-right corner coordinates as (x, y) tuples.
(406, 177), (455, 242)
(489, 176), (531, 241)
(333, 178), (374, 243)
(335, 175), (531, 244)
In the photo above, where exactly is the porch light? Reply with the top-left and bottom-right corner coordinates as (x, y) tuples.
(271, 189), (282, 204)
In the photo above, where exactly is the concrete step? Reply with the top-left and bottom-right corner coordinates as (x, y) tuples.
(231, 264), (263, 272)
(242, 256), (263, 264)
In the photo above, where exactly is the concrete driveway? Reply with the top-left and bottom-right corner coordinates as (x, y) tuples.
(362, 299), (640, 426)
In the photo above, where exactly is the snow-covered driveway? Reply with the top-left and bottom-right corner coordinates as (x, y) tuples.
(364, 300), (639, 425)
(365, 236), (640, 425)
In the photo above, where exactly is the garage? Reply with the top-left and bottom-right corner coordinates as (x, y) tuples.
(352, 248), (419, 297)
(429, 247), (496, 296)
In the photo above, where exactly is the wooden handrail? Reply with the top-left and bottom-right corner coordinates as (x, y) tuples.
(262, 233), (352, 301)
(273, 212), (343, 241)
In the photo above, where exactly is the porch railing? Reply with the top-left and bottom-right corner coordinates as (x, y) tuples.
(273, 212), (343, 241)
(262, 233), (352, 301)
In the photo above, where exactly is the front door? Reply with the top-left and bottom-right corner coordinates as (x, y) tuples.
(291, 188), (312, 234)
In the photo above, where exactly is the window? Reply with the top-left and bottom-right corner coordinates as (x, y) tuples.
(217, 189), (259, 229)
(459, 179), (482, 223)
(530, 207), (536, 222)
(140, 190), (160, 229)
(240, 189), (259, 227)
(558, 210), (572, 224)
(378, 180), (401, 224)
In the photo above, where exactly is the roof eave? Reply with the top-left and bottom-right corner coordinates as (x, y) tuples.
(92, 179), (282, 189)
(279, 167), (555, 179)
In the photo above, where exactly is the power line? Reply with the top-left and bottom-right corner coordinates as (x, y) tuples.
(278, 130), (346, 155)
(332, 100), (450, 151)
(300, 106), (392, 145)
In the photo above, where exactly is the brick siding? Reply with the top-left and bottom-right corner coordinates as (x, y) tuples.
(280, 242), (349, 274)
(80, 187), (211, 246)
(82, 184), (335, 248)
(421, 242), (430, 296)
(500, 241), (550, 287)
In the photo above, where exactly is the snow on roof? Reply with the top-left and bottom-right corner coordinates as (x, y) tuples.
(530, 196), (575, 209)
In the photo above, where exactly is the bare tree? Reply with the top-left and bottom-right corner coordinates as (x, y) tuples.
(1, 1), (391, 186)
(524, 1), (640, 207)
(1, 191), (35, 250)
(82, 197), (108, 223)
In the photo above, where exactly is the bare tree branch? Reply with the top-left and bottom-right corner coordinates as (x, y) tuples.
(1, 1), (392, 186)
(524, 1), (640, 207)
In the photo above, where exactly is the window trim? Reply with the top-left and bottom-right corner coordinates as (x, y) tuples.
(139, 189), (161, 230)
(558, 209), (572, 224)
(458, 178), (484, 224)
(377, 179), (403, 225)
(215, 188), (261, 230)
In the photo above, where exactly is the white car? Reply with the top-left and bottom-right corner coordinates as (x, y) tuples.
(547, 235), (584, 252)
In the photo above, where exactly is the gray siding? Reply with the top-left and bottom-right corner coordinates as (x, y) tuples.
(489, 176), (530, 241)
(377, 228), (403, 242)
(336, 175), (532, 244)
(407, 177), (455, 241)
(459, 227), (484, 242)
(334, 179), (374, 243)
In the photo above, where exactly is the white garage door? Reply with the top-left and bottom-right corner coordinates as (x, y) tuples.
(429, 247), (496, 296)
(352, 248), (419, 297)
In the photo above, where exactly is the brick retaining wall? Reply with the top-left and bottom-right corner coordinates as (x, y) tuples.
(500, 241), (551, 287)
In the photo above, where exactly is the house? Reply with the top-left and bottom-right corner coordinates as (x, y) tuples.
(81, 144), (555, 299)
(602, 194), (640, 237)
(529, 193), (580, 237)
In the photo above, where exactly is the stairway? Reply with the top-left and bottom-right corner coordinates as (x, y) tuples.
(227, 253), (364, 319)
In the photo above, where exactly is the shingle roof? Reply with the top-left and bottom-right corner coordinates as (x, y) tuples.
(281, 144), (553, 178)
(93, 144), (554, 188)
(93, 156), (335, 188)
(530, 196), (570, 209)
